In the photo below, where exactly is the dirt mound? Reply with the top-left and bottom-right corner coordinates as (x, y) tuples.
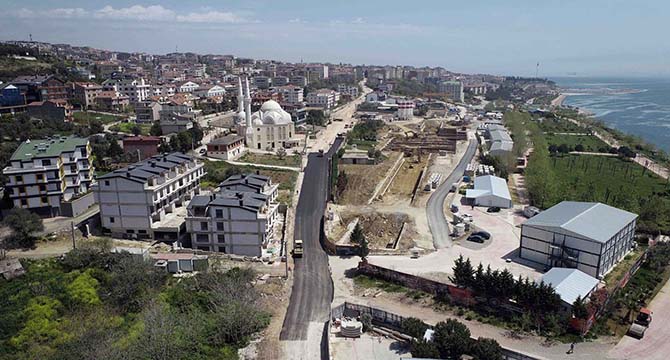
(341, 212), (413, 250)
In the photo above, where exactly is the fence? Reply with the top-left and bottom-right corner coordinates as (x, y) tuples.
(331, 301), (539, 360)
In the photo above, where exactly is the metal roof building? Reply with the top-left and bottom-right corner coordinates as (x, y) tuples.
(541, 267), (600, 308)
(465, 175), (512, 208)
(520, 201), (638, 278)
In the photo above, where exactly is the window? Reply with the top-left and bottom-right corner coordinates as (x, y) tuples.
(42, 160), (51, 166)
(41, 196), (48, 204)
(138, 230), (147, 234)
(36, 174), (44, 181)
(217, 222), (224, 231)
(18, 186), (26, 193)
(109, 217), (115, 223)
(20, 199), (27, 206)
(218, 247), (226, 253)
(217, 234), (225, 243)
(196, 234), (209, 243)
(39, 184), (46, 192)
(126, 229), (135, 234)
(200, 222), (208, 231)
(15, 175), (23, 183)
(104, 180), (110, 186)
(215, 209), (223, 218)
(70, 166), (77, 173)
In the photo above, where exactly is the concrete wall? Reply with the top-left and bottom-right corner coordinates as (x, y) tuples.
(60, 191), (95, 217)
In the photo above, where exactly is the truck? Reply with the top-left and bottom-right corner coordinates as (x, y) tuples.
(293, 239), (304, 258)
(318, 149), (324, 157)
(627, 308), (653, 339)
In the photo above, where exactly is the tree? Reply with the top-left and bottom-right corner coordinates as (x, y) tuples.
(410, 339), (440, 358)
(401, 317), (428, 338)
(574, 144), (585, 152)
(276, 147), (287, 160)
(558, 143), (570, 154)
(548, 144), (558, 154)
(358, 236), (370, 260)
(450, 255), (474, 288)
(350, 222), (364, 244)
(131, 124), (141, 136)
(2, 208), (44, 248)
(470, 337), (503, 360)
(433, 319), (472, 359)
(572, 296), (589, 319)
(150, 122), (162, 136)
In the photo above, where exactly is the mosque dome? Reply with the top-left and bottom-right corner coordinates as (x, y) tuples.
(260, 100), (282, 112)
(257, 100), (292, 125)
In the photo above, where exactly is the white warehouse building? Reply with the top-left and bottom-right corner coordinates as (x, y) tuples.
(465, 175), (512, 208)
(519, 201), (638, 279)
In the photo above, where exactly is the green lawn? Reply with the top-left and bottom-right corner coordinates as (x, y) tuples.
(536, 116), (585, 133)
(346, 139), (376, 151)
(544, 134), (610, 152)
(238, 152), (302, 167)
(109, 122), (151, 135)
(73, 111), (124, 125)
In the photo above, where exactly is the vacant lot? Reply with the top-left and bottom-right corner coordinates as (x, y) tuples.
(338, 157), (395, 205)
(239, 152), (301, 168)
(110, 122), (151, 135)
(340, 211), (415, 250)
(73, 111), (124, 125)
(384, 155), (428, 202)
(544, 133), (609, 152)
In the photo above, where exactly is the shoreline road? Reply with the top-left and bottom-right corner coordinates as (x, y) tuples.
(426, 139), (477, 249)
(280, 137), (344, 359)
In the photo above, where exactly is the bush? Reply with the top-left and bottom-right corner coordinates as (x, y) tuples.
(401, 317), (428, 338)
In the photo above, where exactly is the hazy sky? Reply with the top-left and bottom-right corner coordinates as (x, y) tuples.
(2, 0), (669, 77)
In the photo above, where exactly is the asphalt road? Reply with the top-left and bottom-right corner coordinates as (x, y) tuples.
(426, 139), (477, 249)
(280, 137), (343, 346)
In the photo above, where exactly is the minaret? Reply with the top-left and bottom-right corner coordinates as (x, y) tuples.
(237, 77), (244, 116)
(244, 75), (254, 146)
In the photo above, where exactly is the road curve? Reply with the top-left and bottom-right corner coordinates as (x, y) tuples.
(280, 138), (344, 351)
(426, 139), (478, 249)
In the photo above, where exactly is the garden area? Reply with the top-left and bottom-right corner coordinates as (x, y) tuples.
(0, 241), (271, 360)
(72, 111), (124, 125)
(109, 122), (151, 136)
(544, 133), (610, 153)
(238, 151), (302, 168)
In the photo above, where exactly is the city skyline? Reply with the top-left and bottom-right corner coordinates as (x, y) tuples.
(2, 0), (669, 77)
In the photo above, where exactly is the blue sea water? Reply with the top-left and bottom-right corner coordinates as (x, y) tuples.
(550, 77), (670, 152)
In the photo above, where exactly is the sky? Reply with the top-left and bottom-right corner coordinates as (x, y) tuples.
(1, 0), (669, 77)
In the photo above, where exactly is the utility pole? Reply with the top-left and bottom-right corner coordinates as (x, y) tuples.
(535, 62), (540, 79)
(137, 149), (141, 162)
(71, 221), (76, 249)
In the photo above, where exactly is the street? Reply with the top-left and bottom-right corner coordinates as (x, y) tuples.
(426, 139), (477, 248)
(280, 137), (344, 359)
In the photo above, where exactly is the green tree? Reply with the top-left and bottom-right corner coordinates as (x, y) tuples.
(433, 319), (472, 359)
(401, 317), (428, 338)
(2, 208), (44, 248)
(150, 121), (162, 136)
(450, 255), (474, 288)
(410, 339), (440, 358)
(350, 222), (364, 244)
(131, 124), (141, 136)
(470, 337), (503, 360)
(358, 236), (370, 260)
(66, 270), (102, 306)
(572, 295), (589, 319)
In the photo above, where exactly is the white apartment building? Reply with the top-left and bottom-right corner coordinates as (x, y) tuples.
(439, 81), (464, 102)
(396, 99), (415, 120)
(185, 174), (279, 256)
(152, 84), (176, 97)
(305, 64), (329, 80)
(177, 81), (200, 93)
(195, 85), (226, 98)
(102, 78), (151, 103)
(338, 84), (359, 98)
(93, 153), (205, 242)
(277, 85), (304, 105)
(306, 89), (340, 109)
(3, 136), (94, 217)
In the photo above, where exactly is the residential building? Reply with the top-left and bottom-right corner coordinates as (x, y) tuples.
(272, 76), (289, 86)
(27, 100), (73, 122)
(71, 82), (103, 109)
(95, 91), (130, 112)
(194, 85), (225, 98)
(185, 174), (279, 256)
(12, 75), (68, 103)
(135, 101), (162, 123)
(102, 78), (151, 104)
(123, 136), (161, 160)
(277, 85), (304, 105)
(206, 135), (246, 160)
(338, 84), (359, 98)
(236, 76), (296, 150)
(306, 89), (340, 109)
(93, 153), (205, 241)
(290, 76), (307, 87)
(305, 64), (329, 80)
(519, 201), (638, 278)
(254, 76), (272, 89)
(177, 81), (200, 93)
(541, 268), (600, 310)
(2, 136), (94, 217)
(465, 175), (512, 208)
(396, 99), (415, 120)
(159, 101), (196, 134)
(439, 81), (464, 102)
(0, 84), (25, 106)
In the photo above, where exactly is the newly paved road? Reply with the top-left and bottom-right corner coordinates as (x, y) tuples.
(280, 137), (344, 357)
(426, 139), (477, 249)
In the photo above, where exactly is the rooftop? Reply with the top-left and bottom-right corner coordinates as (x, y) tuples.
(208, 135), (244, 146)
(189, 190), (268, 213)
(10, 136), (88, 161)
(466, 175), (511, 201)
(523, 201), (638, 243)
(541, 267), (600, 305)
(97, 152), (198, 183)
(219, 173), (271, 190)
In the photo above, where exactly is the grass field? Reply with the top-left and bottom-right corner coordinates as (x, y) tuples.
(346, 138), (376, 151)
(544, 133), (610, 152)
(109, 122), (151, 135)
(536, 116), (585, 133)
(73, 111), (124, 125)
(339, 155), (396, 205)
(549, 155), (670, 207)
(239, 152), (301, 168)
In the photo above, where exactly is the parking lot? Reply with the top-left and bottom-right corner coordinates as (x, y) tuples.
(369, 198), (543, 282)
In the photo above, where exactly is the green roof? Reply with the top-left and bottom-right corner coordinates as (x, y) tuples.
(10, 136), (89, 161)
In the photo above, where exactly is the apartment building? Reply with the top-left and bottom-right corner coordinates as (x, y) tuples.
(185, 174), (279, 256)
(102, 78), (151, 103)
(277, 85), (304, 105)
(2, 136), (94, 217)
(338, 84), (359, 98)
(12, 75), (68, 103)
(439, 81), (464, 102)
(206, 135), (246, 160)
(71, 82), (103, 109)
(135, 101), (162, 123)
(93, 153), (205, 241)
(306, 89), (340, 109)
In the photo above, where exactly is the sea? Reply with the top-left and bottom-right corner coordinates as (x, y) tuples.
(551, 77), (670, 152)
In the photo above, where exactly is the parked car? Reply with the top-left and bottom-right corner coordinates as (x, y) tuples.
(487, 206), (501, 213)
(198, 148), (207, 155)
(472, 231), (491, 240)
(467, 234), (485, 243)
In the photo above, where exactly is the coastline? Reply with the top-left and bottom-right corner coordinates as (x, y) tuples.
(550, 93), (566, 107)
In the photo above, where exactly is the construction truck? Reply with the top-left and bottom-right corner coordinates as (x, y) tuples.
(293, 239), (304, 258)
(627, 308), (653, 339)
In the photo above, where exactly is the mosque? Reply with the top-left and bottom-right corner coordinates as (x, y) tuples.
(235, 76), (296, 151)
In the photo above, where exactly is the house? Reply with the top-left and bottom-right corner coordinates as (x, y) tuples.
(465, 175), (512, 208)
(2, 136), (94, 217)
(340, 151), (376, 165)
(185, 174), (279, 256)
(135, 101), (162, 123)
(27, 100), (73, 122)
(93, 153), (205, 242)
(194, 84), (226, 98)
(541, 268), (600, 310)
(71, 82), (103, 109)
(520, 201), (638, 278)
(276, 85), (304, 105)
(102, 77), (151, 104)
(122, 136), (162, 160)
(177, 81), (200, 93)
(338, 84), (359, 98)
(159, 101), (197, 134)
(0, 84), (25, 106)
(12, 75), (67, 103)
(206, 135), (246, 160)
(306, 89), (340, 109)
(95, 91), (130, 112)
